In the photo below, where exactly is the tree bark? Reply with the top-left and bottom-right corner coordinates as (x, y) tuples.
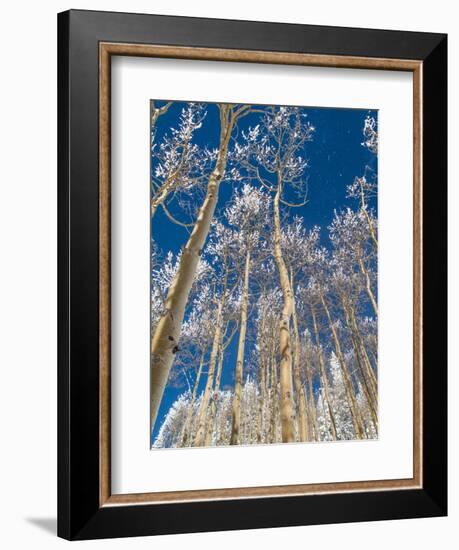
(270, 350), (279, 444)
(306, 367), (318, 441)
(342, 301), (378, 430)
(180, 351), (205, 447)
(358, 254), (378, 318)
(320, 295), (366, 439)
(311, 304), (338, 440)
(194, 299), (224, 446)
(272, 181), (297, 443)
(230, 249), (251, 445)
(150, 105), (236, 430)
(291, 270), (309, 442)
(205, 335), (224, 447)
(350, 306), (378, 397)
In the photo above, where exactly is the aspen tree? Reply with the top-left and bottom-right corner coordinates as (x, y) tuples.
(310, 303), (338, 440)
(281, 221), (320, 442)
(194, 298), (224, 446)
(320, 294), (366, 438)
(234, 107), (314, 442)
(180, 352), (205, 447)
(291, 271), (309, 442)
(225, 184), (270, 445)
(150, 104), (251, 430)
(341, 300), (378, 428)
(205, 338), (224, 446)
(230, 250), (250, 444)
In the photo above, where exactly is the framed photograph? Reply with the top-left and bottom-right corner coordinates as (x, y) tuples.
(58, 9), (447, 540)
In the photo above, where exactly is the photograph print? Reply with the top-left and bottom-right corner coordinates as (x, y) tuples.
(150, 100), (378, 449)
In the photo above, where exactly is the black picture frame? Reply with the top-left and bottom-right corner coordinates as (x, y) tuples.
(58, 9), (447, 540)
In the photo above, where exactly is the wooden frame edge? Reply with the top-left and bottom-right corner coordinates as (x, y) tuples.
(100, 43), (111, 506)
(100, 42), (421, 71)
(413, 63), (423, 489)
(104, 477), (421, 506)
(99, 42), (423, 508)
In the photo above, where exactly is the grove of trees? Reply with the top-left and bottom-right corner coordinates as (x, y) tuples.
(150, 101), (378, 448)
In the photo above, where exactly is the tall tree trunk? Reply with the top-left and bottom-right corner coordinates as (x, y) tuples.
(342, 301), (378, 430)
(257, 375), (264, 444)
(311, 304), (338, 440)
(180, 350), (205, 446)
(290, 270), (309, 442)
(258, 347), (268, 444)
(272, 182), (296, 443)
(349, 306), (378, 396)
(230, 249), (251, 445)
(205, 335), (224, 446)
(320, 295), (366, 439)
(194, 299), (224, 446)
(150, 105), (236, 430)
(306, 367), (319, 441)
(270, 350), (279, 444)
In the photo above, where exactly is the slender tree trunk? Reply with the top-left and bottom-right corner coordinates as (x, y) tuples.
(272, 181), (296, 443)
(342, 301), (378, 430)
(270, 350), (279, 443)
(306, 367), (318, 441)
(230, 248), (251, 444)
(359, 186), (378, 249)
(205, 335), (224, 446)
(311, 304), (338, 440)
(320, 295), (365, 439)
(290, 270), (309, 442)
(180, 351), (205, 446)
(150, 105), (236, 430)
(350, 306), (378, 396)
(194, 299), (224, 446)
(257, 362), (264, 444)
(358, 254), (378, 318)
(364, 209), (378, 250)
(257, 329), (267, 444)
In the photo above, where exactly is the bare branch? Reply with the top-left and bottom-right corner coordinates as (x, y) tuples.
(160, 203), (195, 228)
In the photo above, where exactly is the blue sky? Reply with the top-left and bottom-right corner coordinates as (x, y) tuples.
(151, 100), (377, 442)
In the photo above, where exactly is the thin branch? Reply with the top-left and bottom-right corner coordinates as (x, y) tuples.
(160, 203), (195, 228)
(280, 197), (309, 208)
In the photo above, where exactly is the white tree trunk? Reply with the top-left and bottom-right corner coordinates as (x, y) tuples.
(358, 255), (378, 318)
(311, 304), (338, 440)
(180, 351), (205, 447)
(230, 248), (250, 445)
(320, 295), (366, 439)
(291, 271), (309, 442)
(205, 335), (224, 446)
(194, 300), (224, 446)
(272, 183), (296, 443)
